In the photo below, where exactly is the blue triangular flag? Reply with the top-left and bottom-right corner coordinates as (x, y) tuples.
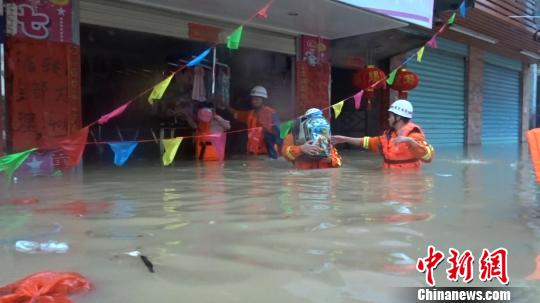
(108, 142), (138, 166)
(459, 1), (467, 17)
(187, 48), (212, 67)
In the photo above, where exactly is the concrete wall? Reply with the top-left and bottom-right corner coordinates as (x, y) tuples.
(466, 47), (484, 145)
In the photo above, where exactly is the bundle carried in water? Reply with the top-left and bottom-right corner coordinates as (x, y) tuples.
(526, 128), (540, 183)
(293, 109), (331, 159)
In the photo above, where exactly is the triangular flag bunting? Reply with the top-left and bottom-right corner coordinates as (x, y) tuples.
(354, 90), (364, 110)
(459, 1), (467, 17)
(279, 120), (294, 139)
(57, 126), (90, 167)
(427, 36), (438, 49)
(0, 148), (37, 180)
(437, 23), (448, 34)
(148, 74), (173, 104)
(108, 142), (138, 166)
(403, 56), (414, 66)
(386, 69), (398, 85)
(98, 101), (132, 125)
(417, 47), (425, 62)
(162, 138), (183, 166)
(332, 101), (345, 119)
(448, 12), (456, 25)
(187, 48), (212, 67)
(227, 26), (244, 50)
(256, 2), (272, 18)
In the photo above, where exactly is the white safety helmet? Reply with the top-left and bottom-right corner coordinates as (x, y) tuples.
(388, 99), (413, 119)
(250, 85), (268, 99)
(305, 108), (323, 118)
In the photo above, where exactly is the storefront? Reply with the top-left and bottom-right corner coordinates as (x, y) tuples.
(78, 0), (406, 159)
(79, 0), (300, 158)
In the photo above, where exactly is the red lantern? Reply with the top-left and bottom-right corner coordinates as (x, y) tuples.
(352, 65), (386, 110)
(389, 68), (420, 99)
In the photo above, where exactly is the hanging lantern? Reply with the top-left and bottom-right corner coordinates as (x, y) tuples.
(352, 65), (386, 110)
(389, 68), (420, 99)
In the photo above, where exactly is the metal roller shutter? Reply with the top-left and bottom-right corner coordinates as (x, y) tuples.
(481, 53), (521, 144)
(406, 39), (467, 147)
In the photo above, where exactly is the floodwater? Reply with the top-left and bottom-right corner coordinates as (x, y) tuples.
(1, 144), (540, 302)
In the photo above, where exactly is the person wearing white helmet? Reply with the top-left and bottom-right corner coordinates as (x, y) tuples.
(282, 108), (342, 169)
(331, 99), (434, 169)
(228, 85), (281, 159)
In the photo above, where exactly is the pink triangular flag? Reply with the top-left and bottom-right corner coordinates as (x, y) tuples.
(256, 2), (272, 18)
(354, 90), (364, 110)
(208, 133), (226, 162)
(98, 101), (132, 125)
(427, 36), (438, 49)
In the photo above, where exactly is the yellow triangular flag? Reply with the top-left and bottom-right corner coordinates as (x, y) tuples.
(148, 75), (174, 104)
(332, 101), (345, 119)
(162, 138), (183, 166)
(417, 47), (425, 62)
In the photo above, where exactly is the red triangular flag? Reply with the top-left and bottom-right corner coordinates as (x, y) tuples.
(354, 90), (364, 110)
(256, 2), (272, 18)
(98, 101), (132, 125)
(59, 126), (89, 167)
(427, 36), (438, 48)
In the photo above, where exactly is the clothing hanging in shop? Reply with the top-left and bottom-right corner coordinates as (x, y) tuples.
(192, 66), (207, 102)
(215, 69), (230, 107)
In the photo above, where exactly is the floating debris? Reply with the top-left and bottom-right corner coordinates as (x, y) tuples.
(140, 255), (154, 273)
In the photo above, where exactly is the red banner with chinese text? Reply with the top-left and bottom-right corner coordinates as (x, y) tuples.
(7, 0), (73, 43)
(295, 61), (331, 117)
(7, 38), (81, 151)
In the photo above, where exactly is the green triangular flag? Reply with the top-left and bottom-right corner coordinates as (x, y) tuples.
(148, 74), (173, 104)
(0, 148), (37, 180)
(332, 101), (345, 119)
(227, 26), (244, 49)
(448, 12), (456, 25)
(279, 120), (294, 139)
(162, 138), (183, 166)
(417, 47), (425, 62)
(386, 69), (398, 85)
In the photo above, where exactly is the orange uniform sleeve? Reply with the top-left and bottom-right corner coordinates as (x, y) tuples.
(231, 109), (250, 124)
(408, 132), (435, 163)
(358, 136), (381, 153)
(282, 134), (303, 161)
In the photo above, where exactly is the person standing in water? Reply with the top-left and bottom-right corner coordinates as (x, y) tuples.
(332, 99), (434, 169)
(228, 86), (281, 159)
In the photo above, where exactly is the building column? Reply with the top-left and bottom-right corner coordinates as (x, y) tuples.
(522, 63), (537, 141)
(466, 46), (484, 145)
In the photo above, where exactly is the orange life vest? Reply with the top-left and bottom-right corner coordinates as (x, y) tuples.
(379, 122), (424, 169)
(246, 106), (276, 155)
(195, 120), (225, 161)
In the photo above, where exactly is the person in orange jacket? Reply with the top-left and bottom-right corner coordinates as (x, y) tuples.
(228, 86), (281, 159)
(332, 99), (434, 169)
(282, 108), (342, 169)
(195, 103), (231, 161)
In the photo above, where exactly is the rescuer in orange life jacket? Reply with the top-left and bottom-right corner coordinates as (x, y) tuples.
(228, 86), (281, 159)
(282, 108), (342, 169)
(331, 99), (434, 169)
